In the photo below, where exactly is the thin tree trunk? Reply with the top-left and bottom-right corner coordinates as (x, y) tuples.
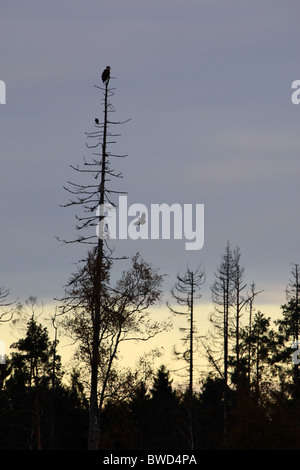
(189, 272), (194, 450)
(223, 260), (230, 445)
(88, 78), (109, 450)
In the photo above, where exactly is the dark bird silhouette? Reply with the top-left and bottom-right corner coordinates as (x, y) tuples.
(95, 118), (99, 124)
(101, 66), (111, 83)
(134, 212), (146, 226)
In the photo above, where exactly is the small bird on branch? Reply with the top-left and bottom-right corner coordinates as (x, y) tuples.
(101, 66), (111, 84)
(95, 118), (99, 124)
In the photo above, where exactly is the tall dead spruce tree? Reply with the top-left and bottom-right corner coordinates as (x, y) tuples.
(209, 242), (261, 444)
(168, 266), (205, 450)
(59, 68), (129, 449)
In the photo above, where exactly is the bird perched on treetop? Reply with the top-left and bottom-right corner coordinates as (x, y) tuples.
(101, 66), (111, 83)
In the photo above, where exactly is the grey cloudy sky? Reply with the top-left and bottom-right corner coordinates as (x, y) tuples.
(0, 0), (299, 313)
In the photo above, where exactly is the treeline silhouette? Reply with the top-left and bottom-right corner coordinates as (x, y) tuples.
(0, 261), (300, 451)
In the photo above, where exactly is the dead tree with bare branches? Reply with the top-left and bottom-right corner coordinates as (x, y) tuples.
(168, 265), (205, 450)
(58, 67), (130, 449)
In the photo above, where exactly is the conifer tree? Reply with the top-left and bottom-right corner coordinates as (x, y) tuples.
(10, 317), (61, 449)
(274, 263), (300, 397)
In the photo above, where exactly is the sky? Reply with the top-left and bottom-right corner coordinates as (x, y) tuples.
(0, 1), (299, 376)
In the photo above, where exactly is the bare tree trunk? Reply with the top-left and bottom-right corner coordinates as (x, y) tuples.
(88, 78), (109, 450)
(168, 266), (205, 450)
(223, 271), (229, 445)
(291, 265), (300, 392)
(211, 242), (233, 445)
(189, 271), (194, 450)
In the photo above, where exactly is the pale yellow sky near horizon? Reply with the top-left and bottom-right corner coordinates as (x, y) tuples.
(0, 300), (283, 388)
